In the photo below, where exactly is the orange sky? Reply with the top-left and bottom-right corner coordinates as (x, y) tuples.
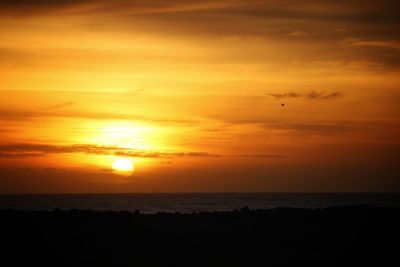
(1, 0), (399, 193)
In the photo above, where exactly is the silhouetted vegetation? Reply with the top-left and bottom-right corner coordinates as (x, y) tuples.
(1, 206), (399, 266)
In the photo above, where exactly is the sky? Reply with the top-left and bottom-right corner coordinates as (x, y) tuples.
(0, 0), (399, 193)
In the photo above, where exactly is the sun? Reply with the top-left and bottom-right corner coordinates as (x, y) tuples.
(112, 158), (134, 174)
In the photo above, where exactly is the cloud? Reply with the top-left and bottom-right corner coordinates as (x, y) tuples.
(39, 101), (75, 111)
(342, 38), (400, 49)
(233, 154), (287, 158)
(268, 91), (343, 100)
(1, 1), (399, 28)
(114, 150), (219, 158)
(0, 0), (101, 15)
(0, 152), (44, 158)
(288, 30), (307, 37)
(309, 91), (343, 100)
(0, 142), (289, 160)
(0, 0), (240, 16)
(212, 115), (386, 136)
(0, 107), (198, 126)
(1, 1), (399, 69)
(268, 122), (355, 133)
(268, 92), (301, 99)
(0, 143), (219, 159)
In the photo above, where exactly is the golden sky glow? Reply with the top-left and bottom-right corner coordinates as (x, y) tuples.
(0, 0), (399, 193)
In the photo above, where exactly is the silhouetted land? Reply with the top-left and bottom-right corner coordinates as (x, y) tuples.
(1, 206), (399, 266)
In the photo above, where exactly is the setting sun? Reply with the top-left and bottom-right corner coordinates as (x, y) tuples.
(112, 158), (134, 174)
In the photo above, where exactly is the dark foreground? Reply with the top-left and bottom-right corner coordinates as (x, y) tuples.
(1, 206), (399, 266)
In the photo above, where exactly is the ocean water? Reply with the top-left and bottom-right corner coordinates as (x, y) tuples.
(0, 193), (399, 213)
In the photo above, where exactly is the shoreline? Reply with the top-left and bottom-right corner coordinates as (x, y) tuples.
(1, 204), (399, 214)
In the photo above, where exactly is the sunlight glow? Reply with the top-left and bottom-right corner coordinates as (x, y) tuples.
(92, 122), (157, 150)
(112, 158), (134, 174)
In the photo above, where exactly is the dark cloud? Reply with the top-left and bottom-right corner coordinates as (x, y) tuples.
(115, 150), (219, 158)
(214, 116), (392, 136)
(0, 152), (44, 158)
(0, 143), (289, 159)
(268, 91), (343, 100)
(310, 91), (343, 100)
(1, 0), (397, 15)
(269, 122), (355, 133)
(0, 0), (99, 15)
(0, 143), (219, 159)
(0, 143), (114, 155)
(1, 0), (399, 27)
(1, 1), (399, 69)
(268, 92), (301, 99)
(0, 0), (228, 16)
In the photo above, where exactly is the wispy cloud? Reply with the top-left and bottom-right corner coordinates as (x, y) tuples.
(0, 152), (44, 158)
(0, 143), (219, 159)
(0, 0), (243, 16)
(0, 143), (288, 159)
(288, 30), (307, 37)
(266, 122), (355, 133)
(0, 108), (198, 126)
(1, 0), (399, 69)
(233, 154), (287, 158)
(342, 38), (400, 49)
(213, 116), (385, 136)
(114, 150), (219, 158)
(268, 91), (343, 100)
(39, 101), (75, 111)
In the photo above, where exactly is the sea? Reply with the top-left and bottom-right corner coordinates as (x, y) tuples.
(0, 193), (399, 213)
